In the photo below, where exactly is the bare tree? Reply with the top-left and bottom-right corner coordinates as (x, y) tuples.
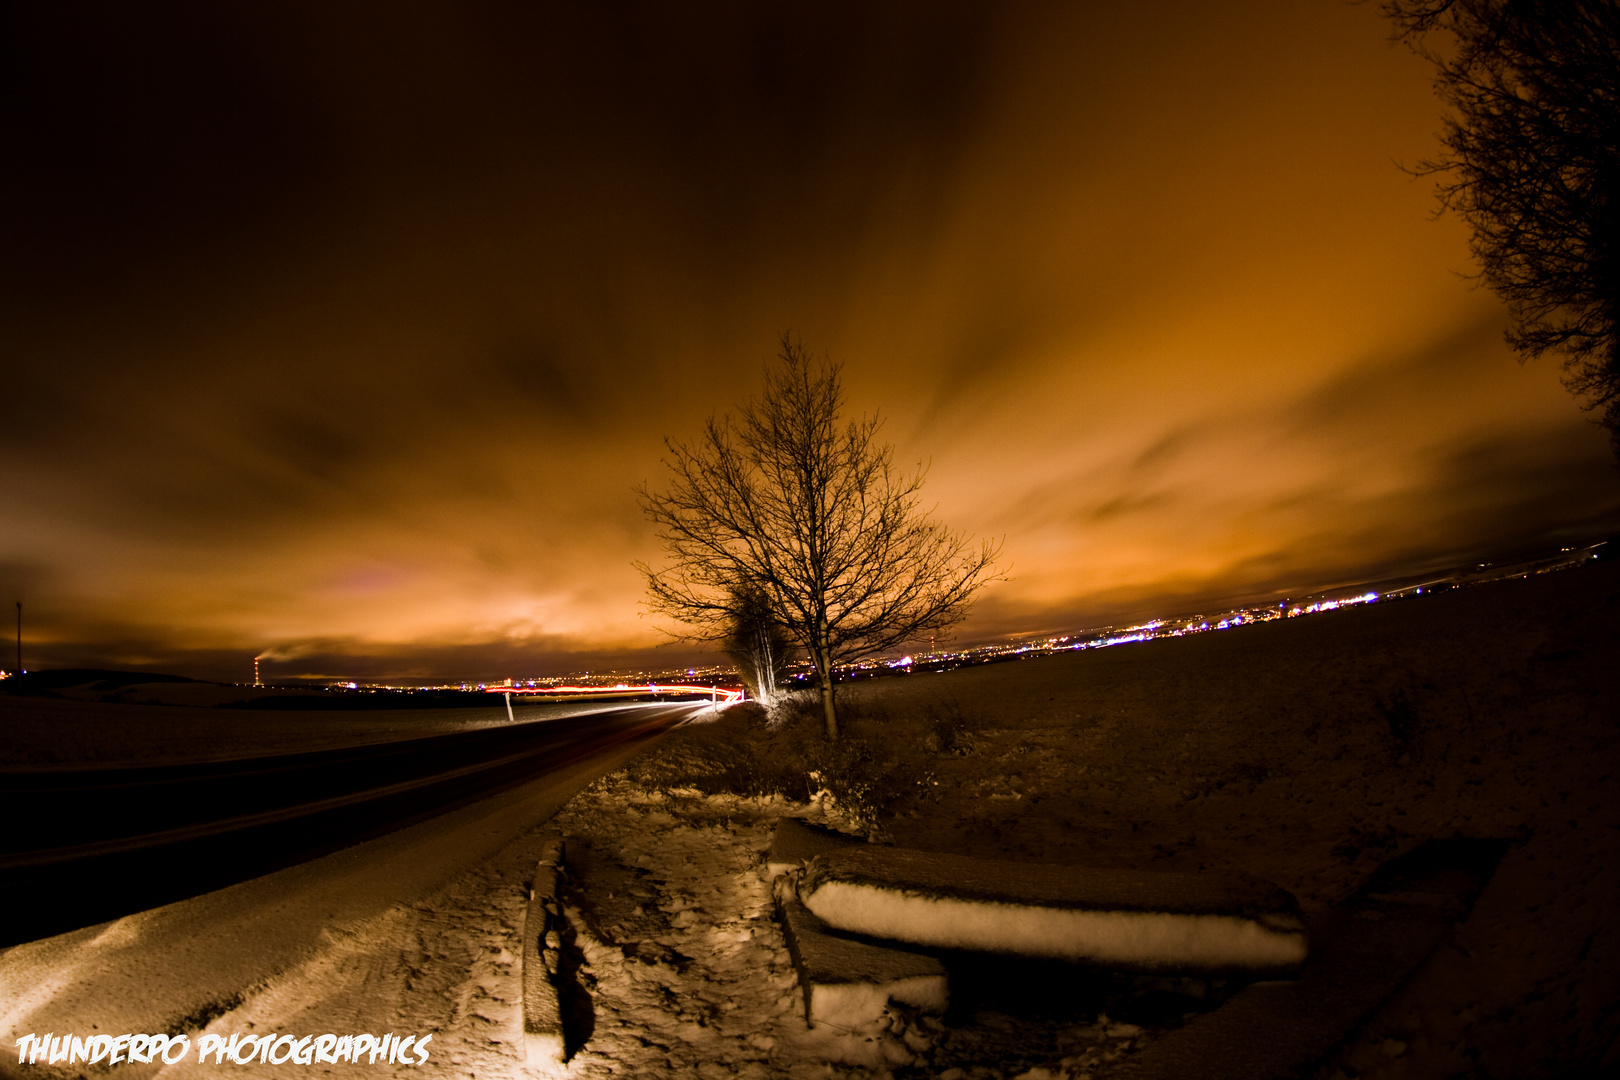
(1386, 0), (1620, 450)
(722, 586), (793, 707)
(636, 337), (1003, 739)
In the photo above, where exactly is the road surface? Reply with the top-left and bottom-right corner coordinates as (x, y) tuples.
(0, 701), (694, 947)
(0, 700), (703, 1056)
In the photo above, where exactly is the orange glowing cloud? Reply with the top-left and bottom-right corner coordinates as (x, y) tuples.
(2, 1), (1616, 681)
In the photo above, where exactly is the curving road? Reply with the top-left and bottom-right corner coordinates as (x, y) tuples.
(0, 702), (695, 947)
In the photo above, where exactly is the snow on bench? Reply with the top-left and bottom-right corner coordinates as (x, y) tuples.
(776, 887), (948, 1030)
(799, 847), (1307, 975)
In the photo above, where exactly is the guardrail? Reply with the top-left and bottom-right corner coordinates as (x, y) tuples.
(485, 683), (745, 704)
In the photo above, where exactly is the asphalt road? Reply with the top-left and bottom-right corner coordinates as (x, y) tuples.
(0, 702), (694, 946)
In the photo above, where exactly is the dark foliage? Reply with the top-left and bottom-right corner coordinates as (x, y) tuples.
(721, 586), (794, 705)
(1388, 0), (1620, 450)
(625, 693), (975, 832)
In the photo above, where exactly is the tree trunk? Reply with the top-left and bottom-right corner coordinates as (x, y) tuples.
(815, 645), (839, 740)
(820, 682), (839, 741)
(756, 624), (778, 706)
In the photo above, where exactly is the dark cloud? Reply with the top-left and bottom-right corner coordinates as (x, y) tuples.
(1129, 427), (1204, 475)
(1424, 428), (1620, 547)
(1287, 312), (1511, 433)
(3, 1), (1619, 681)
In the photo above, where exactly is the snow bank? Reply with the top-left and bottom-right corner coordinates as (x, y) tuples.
(776, 888), (947, 1029)
(800, 847), (1306, 974)
(522, 839), (567, 1066)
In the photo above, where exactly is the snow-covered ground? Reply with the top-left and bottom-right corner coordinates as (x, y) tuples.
(4, 558), (1616, 1078)
(0, 757), (1195, 1080)
(573, 559), (1619, 1077)
(526, 776), (1178, 1079)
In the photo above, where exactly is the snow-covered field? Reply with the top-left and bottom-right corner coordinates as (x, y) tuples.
(588, 558), (1619, 1077)
(821, 560), (1620, 1078)
(3, 558), (1615, 1078)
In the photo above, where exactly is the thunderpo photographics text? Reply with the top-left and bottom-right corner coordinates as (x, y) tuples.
(14, 1031), (433, 1066)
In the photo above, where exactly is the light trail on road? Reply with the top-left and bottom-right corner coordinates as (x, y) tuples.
(489, 683), (746, 703)
(0, 701), (695, 947)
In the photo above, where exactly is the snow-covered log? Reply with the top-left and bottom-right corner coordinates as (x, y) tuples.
(799, 847), (1307, 975)
(776, 888), (948, 1030)
(523, 839), (567, 1065)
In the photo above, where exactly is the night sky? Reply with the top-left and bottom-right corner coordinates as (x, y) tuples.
(5, 1), (1619, 684)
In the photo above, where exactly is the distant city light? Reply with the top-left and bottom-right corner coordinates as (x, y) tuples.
(467, 543), (1601, 698)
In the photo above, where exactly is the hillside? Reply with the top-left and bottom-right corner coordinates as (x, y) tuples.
(601, 557), (1619, 1077)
